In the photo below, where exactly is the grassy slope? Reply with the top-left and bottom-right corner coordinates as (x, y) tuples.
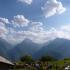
(13, 58), (70, 70)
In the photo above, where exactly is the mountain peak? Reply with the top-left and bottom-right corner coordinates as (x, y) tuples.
(34, 38), (70, 59)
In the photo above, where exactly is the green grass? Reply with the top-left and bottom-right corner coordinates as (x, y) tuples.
(12, 58), (70, 70)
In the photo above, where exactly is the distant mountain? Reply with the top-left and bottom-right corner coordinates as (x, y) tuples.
(9, 39), (41, 61)
(33, 38), (70, 59)
(1, 37), (70, 61)
(0, 38), (13, 59)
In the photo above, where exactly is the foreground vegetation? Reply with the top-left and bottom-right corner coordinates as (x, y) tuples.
(12, 55), (70, 70)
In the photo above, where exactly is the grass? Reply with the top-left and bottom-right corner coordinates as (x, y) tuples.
(12, 58), (70, 70)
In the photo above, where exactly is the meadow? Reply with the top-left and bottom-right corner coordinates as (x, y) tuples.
(12, 55), (70, 70)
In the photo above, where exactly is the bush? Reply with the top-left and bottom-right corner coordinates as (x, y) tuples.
(20, 55), (33, 63)
(40, 56), (56, 62)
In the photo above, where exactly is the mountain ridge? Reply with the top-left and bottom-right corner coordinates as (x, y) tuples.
(33, 38), (70, 59)
(0, 38), (70, 61)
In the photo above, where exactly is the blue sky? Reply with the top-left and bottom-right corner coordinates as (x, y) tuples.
(0, 0), (70, 44)
(0, 0), (69, 27)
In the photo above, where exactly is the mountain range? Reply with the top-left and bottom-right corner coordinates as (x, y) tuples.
(0, 38), (70, 61)
(33, 38), (70, 59)
(9, 39), (41, 61)
(0, 38), (13, 60)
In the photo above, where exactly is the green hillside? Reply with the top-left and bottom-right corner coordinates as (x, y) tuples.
(12, 56), (70, 70)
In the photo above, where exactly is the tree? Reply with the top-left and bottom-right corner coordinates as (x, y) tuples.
(20, 55), (33, 63)
(40, 56), (56, 62)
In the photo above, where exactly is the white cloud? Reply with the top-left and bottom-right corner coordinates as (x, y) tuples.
(61, 25), (70, 31)
(0, 17), (9, 36)
(0, 17), (9, 24)
(0, 16), (56, 44)
(0, 15), (70, 45)
(56, 25), (70, 39)
(29, 22), (43, 32)
(42, 0), (66, 18)
(12, 15), (30, 27)
(0, 26), (8, 36)
(18, 0), (32, 5)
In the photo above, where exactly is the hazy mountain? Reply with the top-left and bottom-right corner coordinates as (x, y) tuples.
(9, 39), (41, 61)
(33, 38), (70, 59)
(1, 38), (70, 61)
(0, 38), (13, 59)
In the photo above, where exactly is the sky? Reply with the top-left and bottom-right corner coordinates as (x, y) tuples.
(0, 0), (70, 44)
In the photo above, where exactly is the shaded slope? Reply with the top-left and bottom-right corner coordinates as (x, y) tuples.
(34, 38), (70, 59)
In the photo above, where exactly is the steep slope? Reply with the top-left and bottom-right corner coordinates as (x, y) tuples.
(0, 38), (13, 59)
(9, 39), (41, 61)
(34, 38), (70, 59)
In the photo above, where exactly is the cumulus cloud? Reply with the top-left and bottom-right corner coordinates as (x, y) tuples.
(0, 15), (56, 44)
(0, 15), (70, 44)
(42, 0), (66, 18)
(0, 18), (8, 37)
(56, 25), (70, 39)
(29, 22), (43, 32)
(18, 0), (32, 5)
(0, 17), (9, 24)
(12, 15), (30, 27)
